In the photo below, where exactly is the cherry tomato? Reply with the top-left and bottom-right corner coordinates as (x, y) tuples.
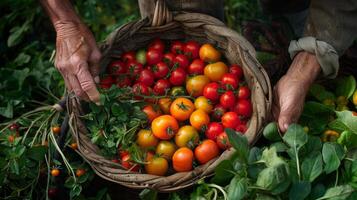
(204, 62), (228, 82)
(170, 98), (195, 121)
(220, 91), (236, 109)
(119, 150), (129, 158)
(112, 159), (119, 163)
(107, 60), (127, 75)
(169, 68), (187, 86)
(148, 38), (165, 52)
(51, 168), (60, 177)
(151, 115), (179, 140)
(203, 82), (221, 101)
(238, 86), (250, 99)
(212, 104), (226, 120)
(205, 122), (224, 141)
(175, 125), (199, 148)
(172, 147), (194, 172)
(221, 112), (241, 129)
(136, 49), (147, 65)
(170, 86), (186, 96)
(70, 142), (78, 150)
(76, 169), (86, 177)
(163, 52), (175, 67)
(170, 41), (185, 54)
(127, 60), (143, 77)
(173, 54), (190, 69)
(194, 96), (213, 113)
(195, 139), (220, 164)
(122, 51), (136, 63)
(184, 41), (200, 59)
(145, 154), (168, 176)
(121, 154), (140, 171)
(188, 59), (205, 75)
(151, 61), (169, 79)
(8, 135), (15, 143)
(199, 43), (221, 62)
(216, 132), (231, 150)
(221, 73), (239, 90)
(190, 109), (210, 131)
(186, 75), (210, 97)
(116, 76), (132, 87)
(9, 123), (19, 131)
(234, 99), (252, 118)
(229, 64), (243, 80)
(142, 105), (162, 122)
(137, 69), (155, 86)
(100, 75), (114, 89)
(146, 49), (163, 65)
(158, 98), (172, 114)
(156, 141), (176, 160)
(235, 124), (248, 134)
(153, 79), (171, 95)
(132, 82), (150, 97)
(52, 126), (61, 134)
(137, 129), (159, 148)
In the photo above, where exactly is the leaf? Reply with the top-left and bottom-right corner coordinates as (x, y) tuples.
(26, 146), (47, 161)
(301, 151), (323, 182)
(309, 184), (326, 200)
(283, 124), (308, 152)
(9, 160), (19, 175)
(13, 68), (30, 89)
(227, 176), (247, 200)
(70, 185), (82, 199)
(300, 102), (333, 134)
(225, 128), (249, 162)
(328, 120), (349, 133)
(139, 189), (158, 200)
(14, 52), (31, 66)
(301, 136), (322, 157)
(335, 76), (356, 99)
(256, 163), (290, 193)
(0, 102), (14, 118)
(260, 147), (286, 167)
(211, 160), (234, 185)
(317, 185), (354, 200)
(337, 130), (357, 149)
(289, 181), (311, 200)
(270, 142), (289, 153)
(64, 177), (76, 188)
(309, 84), (336, 101)
(336, 111), (357, 134)
(263, 122), (281, 142)
(13, 145), (26, 158)
(322, 142), (345, 174)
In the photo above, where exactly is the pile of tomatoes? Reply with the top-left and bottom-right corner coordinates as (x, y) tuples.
(100, 39), (252, 176)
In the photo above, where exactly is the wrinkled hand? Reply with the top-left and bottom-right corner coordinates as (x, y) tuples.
(273, 52), (321, 132)
(54, 20), (101, 103)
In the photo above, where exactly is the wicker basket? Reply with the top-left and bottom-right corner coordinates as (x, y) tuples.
(68, 0), (272, 192)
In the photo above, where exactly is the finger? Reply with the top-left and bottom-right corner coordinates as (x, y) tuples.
(89, 49), (102, 83)
(76, 62), (101, 103)
(271, 87), (280, 122)
(68, 74), (90, 101)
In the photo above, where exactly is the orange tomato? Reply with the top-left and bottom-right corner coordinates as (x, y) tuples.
(52, 126), (61, 134)
(76, 169), (86, 177)
(175, 125), (199, 148)
(172, 147), (194, 172)
(158, 98), (172, 114)
(145, 153), (168, 176)
(156, 141), (176, 160)
(199, 44), (221, 62)
(70, 142), (78, 150)
(51, 168), (60, 177)
(194, 96), (213, 113)
(8, 135), (15, 143)
(190, 109), (210, 131)
(151, 115), (179, 140)
(194, 139), (220, 164)
(186, 75), (210, 97)
(216, 132), (231, 150)
(170, 98), (195, 121)
(204, 62), (228, 81)
(136, 129), (159, 148)
(142, 105), (162, 122)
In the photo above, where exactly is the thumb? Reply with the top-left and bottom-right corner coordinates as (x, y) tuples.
(278, 110), (292, 133)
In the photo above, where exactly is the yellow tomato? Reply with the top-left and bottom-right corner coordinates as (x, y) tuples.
(156, 141), (176, 160)
(186, 75), (210, 97)
(199, 44), (221, 62)
(353, 90), (357, 106)
(194, 96), (213, 113)
(204, 62), (228, 81)
(136, 129), (159, 148)
(190, 109), (210, 131)
(175, 125), (200, 148)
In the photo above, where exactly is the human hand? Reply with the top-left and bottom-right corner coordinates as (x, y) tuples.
(54, 20), (101, 103)
(272, 51), (321, 132)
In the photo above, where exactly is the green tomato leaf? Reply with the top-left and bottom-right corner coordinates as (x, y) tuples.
(227, 176), (248, 200)
(289, 181), (311, 200)
(322, 142), (345, 174)
(336, 111), (357, 134)
(211, 160), (234, 185)
(255, 163), (290, 193)
(335, 76), (356, 99)
(283, 124), (308, 151)
(301, 151), (323, 182)
(316, 185), (354, 200)
(225, 128), (249, 162)
(9, 160), (19, 175)
(70, 185), (82, 199)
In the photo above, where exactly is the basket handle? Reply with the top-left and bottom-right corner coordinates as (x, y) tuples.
(151, 0), (173, 27)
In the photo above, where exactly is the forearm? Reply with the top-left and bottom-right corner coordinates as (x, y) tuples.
(286, 52), (321, 85)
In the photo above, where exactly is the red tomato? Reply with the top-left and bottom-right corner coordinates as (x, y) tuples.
(146, 49), (163, 65)
(137, 69), (155, 86)
(151, 62), (169, 79)
(122, 51), (136, 63)
(169, 68), (187, 86)
(234, 99), (252, 118)
(171, 41), (185, 54)
(220, 91), (236, 109)
(216, 132), (231, 150)
(203, 82), (221, 101)
(238, 86), (250, 99)
(127, 60), (143, 77)
(229, 64), (243, 80)
(153, 79), (171, 95)
(174, 54), (190, 69)
(132, 82), (150, 97)
(235, 124), (248, 134)
(9, 123), (19, 131)
(212, 104), (226, 121)
(121, 154), (140, 171)
(188, 59), (205, 75)
(119, 150), (129, 158)
(205, 122), (224, 141)
(194, 139), (220, 164)
(100, 75), (114, 89)
(221, 112), (241, 128)
(163, 52), (175, 67)
(184, 41), (200, 59)
(107, 60), (126, 75)
(148, 38), (165, 52)
(221, 73), (239, 90)
(116, 76), (132, 87)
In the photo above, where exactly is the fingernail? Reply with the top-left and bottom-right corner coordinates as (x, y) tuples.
(95, 101), (101, 106)
(94, 76), (100, 84)
(284, 123), (289, 130)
